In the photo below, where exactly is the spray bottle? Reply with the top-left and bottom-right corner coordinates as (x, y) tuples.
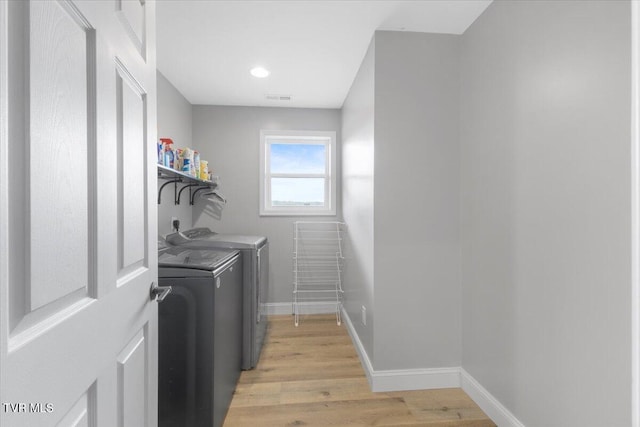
(160, 138), (174, 169)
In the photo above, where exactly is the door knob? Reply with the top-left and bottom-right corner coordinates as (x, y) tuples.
(150, 282), (172, 302)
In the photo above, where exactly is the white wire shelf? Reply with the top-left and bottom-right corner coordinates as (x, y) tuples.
(292, 221), (346, 327)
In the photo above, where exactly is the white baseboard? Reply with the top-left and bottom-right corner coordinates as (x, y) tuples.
(341, 308), (460, 392)
(265, 302), (293, 315)
(460, 368), (525, 427)
(341, 308), (525, 426)
(341, 306), (374, 387)
(372, 367), (460, 392)
(265, 302), (339, 316)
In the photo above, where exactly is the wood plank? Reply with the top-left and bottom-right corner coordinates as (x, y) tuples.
(224, 315), (496, 426)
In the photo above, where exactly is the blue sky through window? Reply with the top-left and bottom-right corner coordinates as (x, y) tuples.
(270, 143), (325, 174)
(270, 143), (326, 205)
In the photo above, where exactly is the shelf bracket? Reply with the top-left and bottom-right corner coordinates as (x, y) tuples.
(176, 183), (200, 205)
(190, 186), (211, 205)
(157, 165), (221, 207)
(157, 178), (181, 204)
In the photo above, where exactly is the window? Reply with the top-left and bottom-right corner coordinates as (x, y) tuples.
(260, 130), (336, 216)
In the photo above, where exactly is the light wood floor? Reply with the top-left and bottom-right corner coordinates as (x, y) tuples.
(224, 314), (496, 427)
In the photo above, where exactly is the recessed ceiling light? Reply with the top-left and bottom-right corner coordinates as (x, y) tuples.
(250, 67), (270, 78)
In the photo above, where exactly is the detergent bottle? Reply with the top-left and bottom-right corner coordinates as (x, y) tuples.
(181, 148), (193, 174)
(193, 151), (200, 177)
(160, 138), (174, 169)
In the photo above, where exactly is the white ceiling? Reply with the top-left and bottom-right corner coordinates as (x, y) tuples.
(156, 0), (492, 109)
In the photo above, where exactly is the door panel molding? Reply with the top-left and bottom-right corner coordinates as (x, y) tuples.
(115, 0), (146, 60)
(117, 326), (148, 427)
(5, 0), (99, 336)
(55, 382), (96, 427)
(28, 0), (97, 312)
(1, 0), (10, 360)
(115, 57), (149, 280)
(8, 292), (93, 352)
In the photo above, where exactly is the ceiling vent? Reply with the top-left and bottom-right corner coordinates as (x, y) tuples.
(266, 94), (292, 101)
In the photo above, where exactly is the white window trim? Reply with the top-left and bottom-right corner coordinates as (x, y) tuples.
(260, 130), (337, 216)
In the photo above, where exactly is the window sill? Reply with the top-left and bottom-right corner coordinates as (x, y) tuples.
(259, 210), (337, 217)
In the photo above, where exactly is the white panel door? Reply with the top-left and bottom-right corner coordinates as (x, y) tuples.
(0, 1), (158, 426)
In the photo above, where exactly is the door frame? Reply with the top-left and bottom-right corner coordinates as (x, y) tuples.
(631, 1), (639, 426)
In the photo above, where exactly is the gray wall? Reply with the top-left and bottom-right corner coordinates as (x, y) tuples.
(373, 31), (461, 370)
(342, 38), (376, 361)
(191, 106), (342, 304)
(460, 1), (631, 426)
(341, 31), (462, 370)
(157, 71), (193, 236)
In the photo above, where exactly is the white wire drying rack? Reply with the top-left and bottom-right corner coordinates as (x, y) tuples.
(293, 221), (346, 327)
